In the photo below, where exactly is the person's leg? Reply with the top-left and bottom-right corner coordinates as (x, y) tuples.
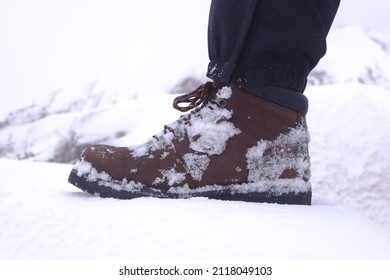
(207, 0), (339, 115)
(68, 0), (340, 204)
(236, 0), (340, 92)
(208, 0), (340, 91)
(206, 0), (258, 86)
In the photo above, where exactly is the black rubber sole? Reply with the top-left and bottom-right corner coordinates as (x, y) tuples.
(68, 169), (311, 205)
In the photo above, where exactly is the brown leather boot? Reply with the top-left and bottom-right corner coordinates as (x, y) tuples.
(68, 82), (311, 204)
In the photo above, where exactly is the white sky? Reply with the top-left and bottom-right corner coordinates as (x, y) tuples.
(334, 0), (390, 31)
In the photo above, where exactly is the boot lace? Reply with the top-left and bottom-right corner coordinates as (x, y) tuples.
(161, 82), (227, 141)
(172, 82), (224, 112)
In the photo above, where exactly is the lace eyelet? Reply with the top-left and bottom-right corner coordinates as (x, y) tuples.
(215, 98), (228, 108)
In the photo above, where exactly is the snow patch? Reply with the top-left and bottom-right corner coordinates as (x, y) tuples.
(216, 86), (233, 99)
(131, 130), (175, 158)
(186, 104), (241, 155)
(246, 124), (310, 182)
(74, 160), (111, 182)
(73, 159), (145, 193)
(168, 178), (311, 196)
(154, 168), (186, 187)
(161, 87), (241, 156)
(160, 151), (170, 159)
(182, 153), (210, 181)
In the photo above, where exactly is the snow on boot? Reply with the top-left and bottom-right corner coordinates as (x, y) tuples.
(68, 82), (311, 204)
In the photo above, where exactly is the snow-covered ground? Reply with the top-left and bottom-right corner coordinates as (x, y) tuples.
(1, 1), (390, 260)
(1, 159), (389, 259)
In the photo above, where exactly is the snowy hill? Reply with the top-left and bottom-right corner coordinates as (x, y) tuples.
(1, 159), (389, 259)
(309, 26), (390, 85)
